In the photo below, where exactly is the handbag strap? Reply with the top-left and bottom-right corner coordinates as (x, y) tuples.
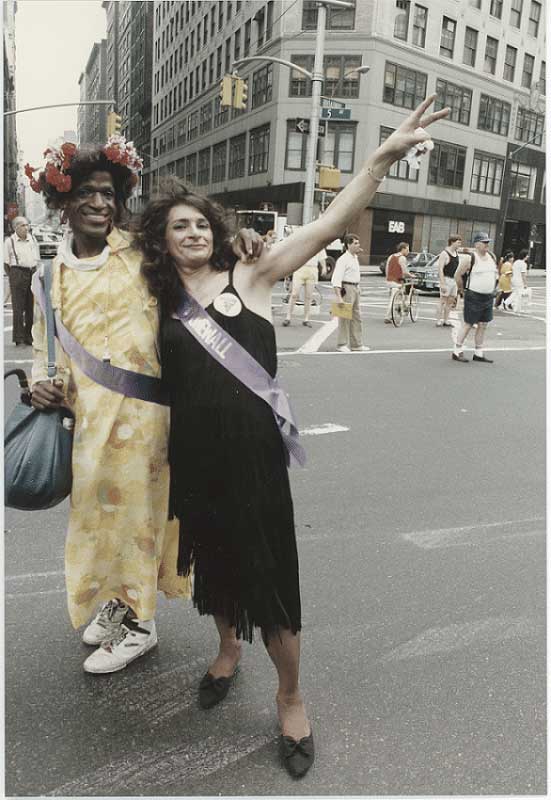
(10, 236), (20, 266)
(33, 268), (168, 405)
(173, 289), (306, 467)
(42, 261), (58, 379)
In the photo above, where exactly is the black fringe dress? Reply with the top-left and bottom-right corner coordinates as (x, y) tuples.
(161, 272), (302, 642)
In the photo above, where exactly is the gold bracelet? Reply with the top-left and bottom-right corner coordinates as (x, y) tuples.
(367, 165), (386, 183)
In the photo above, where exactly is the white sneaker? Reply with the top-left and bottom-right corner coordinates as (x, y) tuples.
(436, 319), (444, 327)
(83, 619), (158, 674)
(336, 345), (350, 352)
(82, 599), (129, 645)
(351, 345), (370, 352)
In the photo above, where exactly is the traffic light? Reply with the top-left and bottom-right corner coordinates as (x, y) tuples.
(233, 77), (248, 110)
(319, 166), (341, 190)
(219, 75), (233, 107)
(107, 111), (122, 137)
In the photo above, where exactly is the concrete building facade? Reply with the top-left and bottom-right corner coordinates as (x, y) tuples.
(149, 0), (545, 263)
(3, 0), (19, 226)
(77, 39), (108, 146)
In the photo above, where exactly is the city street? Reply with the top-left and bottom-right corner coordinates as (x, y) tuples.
(4, 271), (546, 796)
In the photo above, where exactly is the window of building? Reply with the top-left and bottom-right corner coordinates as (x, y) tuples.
(176, 158), (185, 178)
(469, 0), (481, 6)
(210, 6), (215, 37)
(522, 53), (535, 87)
(218, 2), (223, 29)
(435, 79), (472, 124)
(200, 101), (212, 134)
(203, 16), (208, 46)
(325, 123), (356, 172)
(185, 37), (189, 63)
(383, 62), (427, 109)
(503, 45), (517, 82)
(229, 133), (246, 178)
(212, 141), (227, 182)
(323, 55), (362, 98)
(190, 30), (195, 58)
(528, 0), (541, 35)
(510, 0), (523, 28)
(266, 2), (274, 39)
(244, 20), (251, 56)
(510, 161), (537, 199)
(539, 61), (546, 94)
(177, 118), (186, 145)
(471, 152), (504, 195)
(236, 1), (242, 12)
(225, 37), (231, 73)
(412, 5), (427, 47)
(234, 29), (241, 61)
(380, 126), (419, 181)
(289, 55), (314, 96)
(201, 60), (207, 91)
(483, 36), (498, 74)
(184, 76), (188, 104)
(188, 110), (199, 140)
(256, 9), (265, 47)
(158, 132), (166, 155)
(252, 63), (273, 108)
(249, 124), (270, 174)
(428, 140), (466, 189)
(285, 120), (307, 170)
(197, 148), (211, 185)
(226, 2), (232, 22)
(186, 152), (197, 185)
(213, 95), (229, 127)
(478, 94), (511, 135)
(216, 45), (222, 80)
(302, 0), (355, 30)
(394, 1), (410, 41)
(179, 44), (183, 70)
(209, 53), (214, 85)
(440, 17), (456, 59)
(166, 126), (174, 151)
(515, 107), (544, 145)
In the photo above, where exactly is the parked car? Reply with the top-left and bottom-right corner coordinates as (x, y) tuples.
(33, 230), (62, 260)
(407, 254), (440, 292)
(379, 250), (435, 276)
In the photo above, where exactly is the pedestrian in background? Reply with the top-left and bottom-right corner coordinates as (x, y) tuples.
(505, 249), (529, 312)
(3, 216), (40, 345)
(283, 246), (327, 328)
(452, 231), (498, 363)
(495, 251), (514, 309)
(436, 235), (462, 327)
(263, 228), (276, 250)
(384, 241), (416, 323)
(331, 233), (369, 351)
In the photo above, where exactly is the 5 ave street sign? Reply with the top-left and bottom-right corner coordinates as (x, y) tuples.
(320, 107), (352, 120)
(295, 118), (325, 136)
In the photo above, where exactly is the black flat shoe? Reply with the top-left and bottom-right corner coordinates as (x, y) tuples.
(279, 731), (315, 778)
(198, 669), (237, 709)
(452, 352), (469, 363)
(473, 354), (494, 363)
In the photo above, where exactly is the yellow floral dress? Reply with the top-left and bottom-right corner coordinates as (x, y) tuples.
(31, 228), (191, 629)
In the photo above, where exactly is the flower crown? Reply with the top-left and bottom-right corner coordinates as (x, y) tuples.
(25, 136), (143, 194)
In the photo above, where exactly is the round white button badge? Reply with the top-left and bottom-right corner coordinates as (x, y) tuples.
(213, 293), (243, 317)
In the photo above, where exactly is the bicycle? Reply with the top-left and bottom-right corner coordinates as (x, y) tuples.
(390, 279), (420, 327)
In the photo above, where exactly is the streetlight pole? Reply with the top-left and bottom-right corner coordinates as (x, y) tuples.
(3, 100), (115, 117)
(301, 2), (326, 225)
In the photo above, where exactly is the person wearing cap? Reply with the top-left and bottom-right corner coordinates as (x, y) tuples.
(452, 231), (498, 363)
(3, 216), (40, 345)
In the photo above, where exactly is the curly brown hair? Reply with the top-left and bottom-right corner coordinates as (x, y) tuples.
(38, 146), (135, 226)
(134, 177), (237, 313)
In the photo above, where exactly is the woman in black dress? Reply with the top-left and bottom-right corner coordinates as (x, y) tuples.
(136, 96), (448, 777)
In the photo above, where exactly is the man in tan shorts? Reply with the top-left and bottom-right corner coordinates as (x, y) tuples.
(283, 248), (327, 327)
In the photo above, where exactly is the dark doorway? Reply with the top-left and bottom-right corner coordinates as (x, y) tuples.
(370, 209), (415, 264)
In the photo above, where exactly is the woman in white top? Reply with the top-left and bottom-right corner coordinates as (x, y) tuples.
(505, 249), (529, 312)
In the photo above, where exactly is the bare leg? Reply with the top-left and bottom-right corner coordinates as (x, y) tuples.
(285, 289), (300, 322)
(455, 322), (472, 350)
(443, 297), (454, 323)
(264, 629), (310, 741)
(303, 282), (314, 322)
(474, 322), (487, 352)
(437, 293), (446, 323)
(208, 615), (242, 678)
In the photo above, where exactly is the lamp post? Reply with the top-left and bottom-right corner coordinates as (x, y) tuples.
(3, 100), (115, 117)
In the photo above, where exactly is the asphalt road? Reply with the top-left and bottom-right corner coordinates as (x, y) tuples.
(4, 273), (547, 796)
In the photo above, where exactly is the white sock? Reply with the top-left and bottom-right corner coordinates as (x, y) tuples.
(474, 349), (483, 358)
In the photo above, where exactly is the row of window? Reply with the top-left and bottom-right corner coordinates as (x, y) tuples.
(380, 126), (539, 201)
(384, 62), (545, 145)
(396, 0), (542, 45)
(154, 2), (274, 91)
(159, 124), (271, 184)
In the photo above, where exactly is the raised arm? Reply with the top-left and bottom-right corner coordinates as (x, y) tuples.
(250, 95), (449, 286)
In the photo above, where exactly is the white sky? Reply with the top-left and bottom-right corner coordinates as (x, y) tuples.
(15, 0), (107, 166)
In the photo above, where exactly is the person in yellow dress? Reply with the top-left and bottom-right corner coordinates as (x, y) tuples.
(495, 251), (514, 309)
(27, 139), (262, 673)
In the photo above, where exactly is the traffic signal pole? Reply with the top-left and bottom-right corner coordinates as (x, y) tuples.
(301, 3), (326, 225)
(3, 100), (115, 117)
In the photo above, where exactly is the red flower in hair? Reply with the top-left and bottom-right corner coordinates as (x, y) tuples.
(24, 163), (36, 179)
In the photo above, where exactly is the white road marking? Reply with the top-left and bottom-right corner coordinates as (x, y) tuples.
(278, 345), (545, 356)
(4, 359), (33, 364)
(402, 516), (545, 549)
(300, 423), (350, 436)
(296, 317), (338, 354)
(5, 569), (65, 581)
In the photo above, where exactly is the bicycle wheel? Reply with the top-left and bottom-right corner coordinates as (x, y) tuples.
(409, 288), (420, 322)
(391, 289), (405, 327)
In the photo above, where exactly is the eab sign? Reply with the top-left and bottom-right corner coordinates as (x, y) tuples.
(388, 220), (406, 233)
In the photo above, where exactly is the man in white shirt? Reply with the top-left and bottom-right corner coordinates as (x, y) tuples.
(505, 249), (529, 312)
(331, 233), (369, 352)
(3, 216), (40, 345)
(283, 247), (327, 327)
(452, 231), (498, 364)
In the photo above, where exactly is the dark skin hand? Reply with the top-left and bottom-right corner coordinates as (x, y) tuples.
(31, 228), (265, 410)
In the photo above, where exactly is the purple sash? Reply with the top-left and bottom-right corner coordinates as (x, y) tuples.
(172, 290), (306, 467)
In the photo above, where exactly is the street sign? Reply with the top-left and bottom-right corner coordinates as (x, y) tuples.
(320, 97), (346, 109)
(320, 107), (351, 120)
(295, 118), (325, 137)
